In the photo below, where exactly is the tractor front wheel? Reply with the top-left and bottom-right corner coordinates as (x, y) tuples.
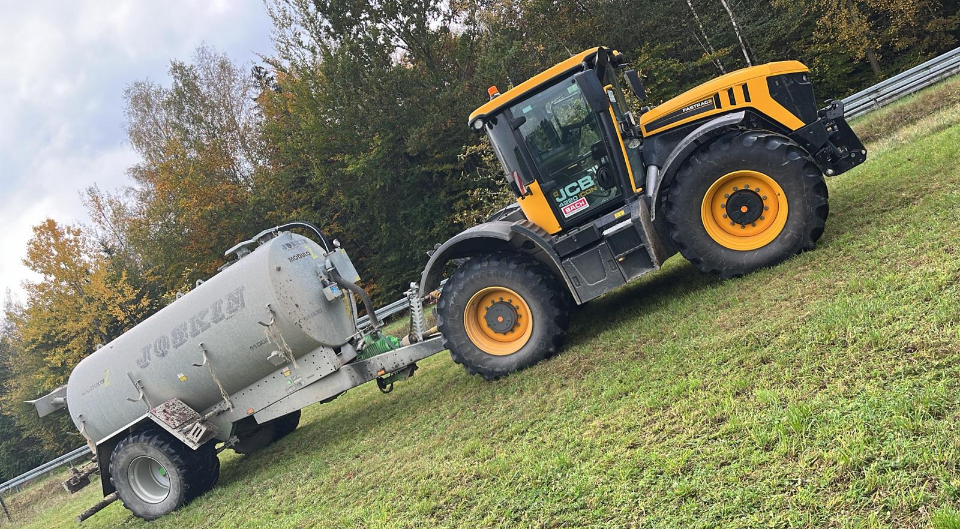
(664, 131), (828, 278)
(437, 253), (569, 380)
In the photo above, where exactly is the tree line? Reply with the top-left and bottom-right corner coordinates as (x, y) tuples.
(2, 0), (957, 480)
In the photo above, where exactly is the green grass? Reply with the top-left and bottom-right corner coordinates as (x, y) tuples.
(6, 82), (960, 528)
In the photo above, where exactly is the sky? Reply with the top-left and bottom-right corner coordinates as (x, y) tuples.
(0, 0), (274, 302)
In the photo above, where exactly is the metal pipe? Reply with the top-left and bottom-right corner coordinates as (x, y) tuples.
(275, 221), (332, 252)
(76, 492), (118, 523)
(329, 269), (381, 331)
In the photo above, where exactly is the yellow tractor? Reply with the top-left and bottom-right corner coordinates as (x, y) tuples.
(420, 47), (866, 380)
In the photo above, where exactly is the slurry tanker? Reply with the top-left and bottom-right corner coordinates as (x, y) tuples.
(33, 222), (443, 520)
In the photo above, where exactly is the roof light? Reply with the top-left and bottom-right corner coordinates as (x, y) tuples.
(487, 86), (500, 100)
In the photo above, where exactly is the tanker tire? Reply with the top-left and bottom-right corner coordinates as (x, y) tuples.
(664, 131), (829, 279)
(185, 441), (219, 501)
(272, 410), (301, 440)
(232, 416), (277, 455)
(109, 430), (201, 520)
(437, 253), (569, 381)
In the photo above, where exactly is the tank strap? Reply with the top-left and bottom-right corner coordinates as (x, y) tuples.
(260, 304), (299, 369)
(195, 343), (234, 411)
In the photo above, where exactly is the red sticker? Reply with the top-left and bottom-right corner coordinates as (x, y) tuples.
(561, 197), (588, 218)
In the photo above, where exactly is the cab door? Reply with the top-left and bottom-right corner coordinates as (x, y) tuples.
(510, 80), (625, 230)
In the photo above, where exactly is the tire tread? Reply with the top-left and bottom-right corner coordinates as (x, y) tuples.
(437, 253), (569, 380)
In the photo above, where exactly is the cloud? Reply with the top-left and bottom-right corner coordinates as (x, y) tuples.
(0, 0), (274, 302)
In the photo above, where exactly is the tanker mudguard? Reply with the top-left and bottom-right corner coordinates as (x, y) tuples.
(420, 220), (581, 303)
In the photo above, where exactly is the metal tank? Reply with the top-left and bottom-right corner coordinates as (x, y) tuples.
(65, 231), (359, 444)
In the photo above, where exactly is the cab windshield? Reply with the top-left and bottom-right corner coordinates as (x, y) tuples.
(510, 80), (621, 222)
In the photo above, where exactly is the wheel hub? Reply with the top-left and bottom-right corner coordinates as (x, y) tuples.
(700, 170), (789, 251)
(128, 456), (171, 504)
(725, 189), (764, 226)
(483, 300), (520, 334)
(463, 286), (533, 356)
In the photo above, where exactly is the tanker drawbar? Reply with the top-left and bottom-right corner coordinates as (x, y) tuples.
(31, 223), (445, 521)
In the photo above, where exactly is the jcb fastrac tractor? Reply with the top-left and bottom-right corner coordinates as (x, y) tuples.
(420, 47), (866, 380)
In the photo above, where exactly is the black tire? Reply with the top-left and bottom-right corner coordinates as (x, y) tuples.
(273, 410), (301, 440)
(109, 430), (200, 520)
(437, 253), (569, 380)
(185, 441), (219, 501)
(664, 131), (828, 278)
(232, 417), (277, 455)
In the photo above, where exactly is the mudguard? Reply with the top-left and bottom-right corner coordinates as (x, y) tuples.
(419, 220), (581, 304)
(649, 111), (747, 220)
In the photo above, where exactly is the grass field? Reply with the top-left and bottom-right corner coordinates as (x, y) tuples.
(5, 78), (960, 528)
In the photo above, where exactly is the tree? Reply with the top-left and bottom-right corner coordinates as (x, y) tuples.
(788, 0), (957, 81)
(718, 0), (754, 66)
(0, 301), (49, 481)
(685, 0), (727, 73)
(119, 45), (270, 296)
(1, 220), (158, 459)
(262, 0), (506, 300)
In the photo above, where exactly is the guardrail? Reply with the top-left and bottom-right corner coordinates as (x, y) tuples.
(356, 279), (446, 330)
(357, 295), (413, 329)
(842, 47), (960, 119)
(0, 446), (90, 496)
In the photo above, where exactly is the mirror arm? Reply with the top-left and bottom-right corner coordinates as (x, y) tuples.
(623, 69), (647, 102)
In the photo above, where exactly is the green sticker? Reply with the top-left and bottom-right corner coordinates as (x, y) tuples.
(567, 85), (578, 94)
(522, 105), (532, 114)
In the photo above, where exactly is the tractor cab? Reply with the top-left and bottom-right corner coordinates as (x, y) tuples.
(468, 47), (645, 235)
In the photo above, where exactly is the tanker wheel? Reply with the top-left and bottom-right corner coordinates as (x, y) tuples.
(185, 441), (220, 501)
(232, 416), (277, 455)
(110, 430), (201, 520)
(437, 253), (569, 380)
(273, 410), (301, 440)
(664, 131), (828, 279)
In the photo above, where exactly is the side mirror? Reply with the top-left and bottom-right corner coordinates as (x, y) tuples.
(573, 72), (609, 113)
(624, 69), (647, 102)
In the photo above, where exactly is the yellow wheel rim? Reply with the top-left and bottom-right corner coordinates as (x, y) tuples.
(700, 170), (789, 251)
(463, 286), (533, 356)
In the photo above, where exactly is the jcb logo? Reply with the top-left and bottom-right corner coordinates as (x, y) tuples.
(554, 176), (596, 203)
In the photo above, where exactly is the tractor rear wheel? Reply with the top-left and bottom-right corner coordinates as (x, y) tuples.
(437, 253), (569, 380)
(664, 131), (828, 278)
